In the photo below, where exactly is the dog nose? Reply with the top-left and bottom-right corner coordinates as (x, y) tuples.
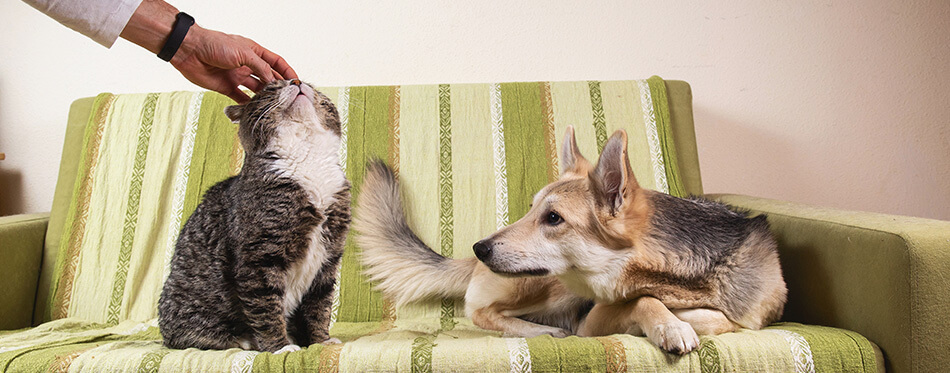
(290, 79), (301, 86)
(473, 240), (493, 261)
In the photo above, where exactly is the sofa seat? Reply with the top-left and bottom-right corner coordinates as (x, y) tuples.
(0, 317), (879, 372)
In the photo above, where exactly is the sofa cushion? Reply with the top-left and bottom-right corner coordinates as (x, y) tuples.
(0, 319), (879, 372)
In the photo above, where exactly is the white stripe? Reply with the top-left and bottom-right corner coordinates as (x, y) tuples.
(163, 92), (204, 280)
(767, 330), (816, 373)
(230, 350), (260, 373)
(636, 80), (670, 193)
(338, 87), (350, 170)
(329, 87), (348, 329)
(505, 338), (532, 373)
(489, 83), (510, 229)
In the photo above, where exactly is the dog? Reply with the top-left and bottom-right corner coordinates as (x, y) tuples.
(354, 159), (593, 338)
(356, 126), (787, 354)
(473, 126), (787, 353)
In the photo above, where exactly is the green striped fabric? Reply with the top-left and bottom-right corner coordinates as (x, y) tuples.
(0, 319), (878, 372)
(1, 78), (878, 371)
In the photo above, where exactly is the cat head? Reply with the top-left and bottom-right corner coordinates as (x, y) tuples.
(224, 79), (341, 155)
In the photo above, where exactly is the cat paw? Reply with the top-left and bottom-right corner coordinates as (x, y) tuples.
(321, 338), (342, 345)
(274, 344), (301, 354)
(646, 320), (699, 355)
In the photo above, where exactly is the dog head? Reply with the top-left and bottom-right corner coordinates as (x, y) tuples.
(473, 126), (650, 277)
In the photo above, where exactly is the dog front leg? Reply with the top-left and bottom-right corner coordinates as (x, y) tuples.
(471, 308), (570, 338)
(578, 297), (700, 354)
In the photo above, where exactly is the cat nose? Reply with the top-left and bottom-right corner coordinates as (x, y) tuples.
(473, 240), (493, 261)
(290, 79), (301, 86)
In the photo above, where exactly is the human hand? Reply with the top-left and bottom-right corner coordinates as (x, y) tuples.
(170, 25), (297, 103)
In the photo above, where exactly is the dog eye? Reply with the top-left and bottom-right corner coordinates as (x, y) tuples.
(545, 211), (563, 226)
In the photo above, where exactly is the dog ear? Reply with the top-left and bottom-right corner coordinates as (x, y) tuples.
(224, 105), (243, 124)
(593, 130), (639, 213)
(560, 126), (591, 175)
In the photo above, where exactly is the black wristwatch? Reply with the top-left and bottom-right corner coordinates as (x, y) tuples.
(157, 12), (195, 62)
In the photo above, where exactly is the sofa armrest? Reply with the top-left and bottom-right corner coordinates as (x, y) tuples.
(0, 213), (48, 330)
(710, 194), (950, 373)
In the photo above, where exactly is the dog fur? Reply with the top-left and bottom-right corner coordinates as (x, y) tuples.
(473, 127), (787, 353)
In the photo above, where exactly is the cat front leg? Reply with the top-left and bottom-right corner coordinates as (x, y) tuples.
(293, 263), (339, 345)
(235, 265), (292, 352)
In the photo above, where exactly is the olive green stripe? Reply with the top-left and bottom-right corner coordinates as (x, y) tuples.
(338, 85), (391, 322)
(699, 338), (724, 373)
(500, 82), (549, 221)
(181, 93), (240, 226)
(410, 335), (436, 373)
(773, 323), (877, 372)
(135, 349), (170, 373)
(647, 76), (687, 197)
(106, 93), (159, 325)
(526, 335), (606, 372)
(51, 93), (115, 320)
(588, 80), (608, 150)
(437, 84), (456, 330)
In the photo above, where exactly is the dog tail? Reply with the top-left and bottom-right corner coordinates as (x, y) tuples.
(354, 159), (477, 306)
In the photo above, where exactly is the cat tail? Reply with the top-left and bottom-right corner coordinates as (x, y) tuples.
(354, 158), (477, 307)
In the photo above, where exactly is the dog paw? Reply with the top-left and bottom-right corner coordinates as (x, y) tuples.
(647, 321), (699, 355)
(321, 338), (342, 345)
(274, 344), (301, 354)
(546, 328), (571, 338)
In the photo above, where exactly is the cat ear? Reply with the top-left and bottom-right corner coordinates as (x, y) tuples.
(224, 105), (243, 124)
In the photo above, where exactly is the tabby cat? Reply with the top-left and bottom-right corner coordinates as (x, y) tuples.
(158, 79), (350, 353)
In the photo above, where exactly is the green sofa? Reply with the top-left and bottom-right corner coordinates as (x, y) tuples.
(1, 78), (946, 372)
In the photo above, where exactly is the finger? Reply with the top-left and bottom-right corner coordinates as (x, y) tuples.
(227, 87), (251, 104)
(256, 46), (298, 80)
(242, 50), (275, 84)
(240, 76), (264, 92)
(272, 68), (284, 81)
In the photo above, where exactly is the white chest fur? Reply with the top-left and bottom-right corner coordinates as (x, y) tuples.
(266, 119), (347, 316)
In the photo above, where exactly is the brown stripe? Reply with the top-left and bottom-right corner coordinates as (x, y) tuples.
(539, 82), (558, 181)
(52, 94), (116, 319)
(46, 349), (87, 373)
(389, 85), (401, 177)
(318, 343), (344, 373)
(596, 336), (627, 373)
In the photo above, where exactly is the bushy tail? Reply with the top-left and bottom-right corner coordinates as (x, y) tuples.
(354, 159), (477, 306)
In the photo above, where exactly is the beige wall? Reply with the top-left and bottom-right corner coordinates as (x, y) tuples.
(1, 1), (947, 220)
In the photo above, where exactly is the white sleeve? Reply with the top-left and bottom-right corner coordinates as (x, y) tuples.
(23, 0), (144, 48)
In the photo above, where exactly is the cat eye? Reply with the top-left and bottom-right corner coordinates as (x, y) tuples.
(545, 211), (563, 226)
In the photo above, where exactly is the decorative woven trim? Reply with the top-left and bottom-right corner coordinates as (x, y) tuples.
(504, 338), (532, 373)
(107, 93), (159, 325)
(46, 349), (86, 373)
(389, 85), (402, 176)
(318, 343), (344, 373)
(53, 93), (116, 319)
(437, 84), (456, 331)
(767, 329), (816, 373)
(539, 82), (559, 181)
(489, 83), (510, 229)
(588, 81), (608, 151)
(338, 87), (350, 170)
(637, 79), (670, 193)
(699, 339), (723, 373)
(136, 349), (171, 373)
(229, 350), (259, 373)
(595, 336), (626, 373)
(410, 335), (435, 373)
(162, 92), (204, 280)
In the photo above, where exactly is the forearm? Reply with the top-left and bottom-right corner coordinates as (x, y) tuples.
(118, 0), (180, 54)
(24, 0), (142, 47)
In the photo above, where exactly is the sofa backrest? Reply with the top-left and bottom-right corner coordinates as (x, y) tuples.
(35, 78), (701, 326)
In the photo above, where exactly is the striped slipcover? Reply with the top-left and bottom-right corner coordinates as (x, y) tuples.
(0, 78), (879, 372)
